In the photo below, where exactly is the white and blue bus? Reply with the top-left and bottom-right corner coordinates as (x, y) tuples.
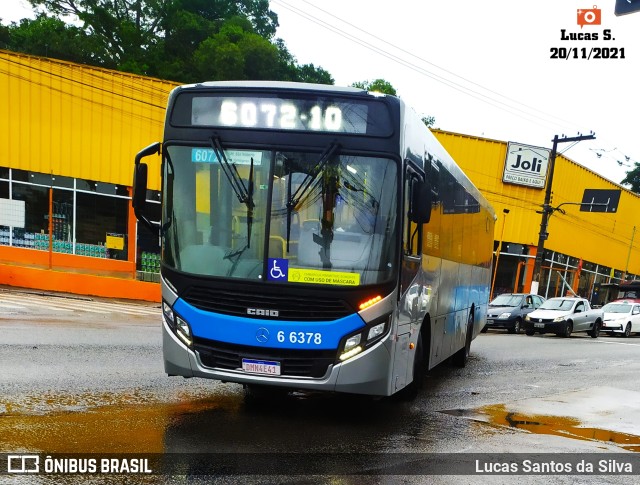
(133, 81), (495, 397)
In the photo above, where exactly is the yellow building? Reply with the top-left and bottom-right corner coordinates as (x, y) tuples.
(434, 130), (640, 301)
(0, 49), (175, 300)
(1, 49), (638, 302)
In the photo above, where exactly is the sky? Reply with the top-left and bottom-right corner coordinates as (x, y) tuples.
(2, 0), (639, 186)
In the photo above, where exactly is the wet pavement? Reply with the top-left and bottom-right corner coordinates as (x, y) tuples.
(2, 288), (640, 483)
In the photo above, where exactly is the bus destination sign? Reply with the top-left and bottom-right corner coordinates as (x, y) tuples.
(176, 94), (391, 135)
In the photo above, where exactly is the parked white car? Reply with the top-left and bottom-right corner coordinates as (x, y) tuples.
(523, 297), (603, 338)
(601, 301), (640, 337)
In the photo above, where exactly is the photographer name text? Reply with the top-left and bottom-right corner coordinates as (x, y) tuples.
(550, 29), (626, 60)
(476, 458), (633, 474)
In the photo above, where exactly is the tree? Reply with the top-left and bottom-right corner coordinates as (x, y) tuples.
(192, 18), (280, 81)
(421, 115), (436, 128)
(3, 0), (333, 84)
(621, 162), (640, 193)
(351, 79), (436, 127)
(351, 78), (397, 96)
(0, 14), (99, 64)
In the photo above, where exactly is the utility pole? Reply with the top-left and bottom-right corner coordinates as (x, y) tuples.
(624, 225), (636, 281)
(531, 133), (596, 293)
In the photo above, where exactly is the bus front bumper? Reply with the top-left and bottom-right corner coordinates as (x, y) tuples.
(162, 320), (394, 396)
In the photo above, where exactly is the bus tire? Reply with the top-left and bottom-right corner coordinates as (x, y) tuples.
(453, 310), (474, 368)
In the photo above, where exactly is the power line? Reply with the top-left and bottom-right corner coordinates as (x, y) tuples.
(292, 0), (581, 131)
(273, 0), (578, 132)
(272, 1), (638, 176)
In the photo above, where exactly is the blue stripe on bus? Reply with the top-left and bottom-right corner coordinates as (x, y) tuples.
(173, 298), (365, 350)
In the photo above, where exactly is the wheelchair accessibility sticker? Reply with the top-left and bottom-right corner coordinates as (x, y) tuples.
(267, 258), (288, 281)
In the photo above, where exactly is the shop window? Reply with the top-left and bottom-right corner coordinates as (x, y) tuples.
(76, 192), (129, 260)
(29, 172), (53, 187)
(52, 175), (74, 189)
(137, 190), (161, 276)
(0, 180), (10, 246)
(76, 180), (97, 192)
(50, 189), (74, 253)
(11, 169), (29, 183)
(10, 183), (48, 249)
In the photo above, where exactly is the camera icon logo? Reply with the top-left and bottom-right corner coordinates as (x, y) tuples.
(577, 5), (602, 27)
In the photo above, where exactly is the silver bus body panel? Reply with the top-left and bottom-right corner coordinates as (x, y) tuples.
(162, 317), (395, 396)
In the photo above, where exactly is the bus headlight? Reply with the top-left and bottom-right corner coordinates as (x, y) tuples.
(163, 300), (193, 348)
(162, 301), (175, 329)
(344, 334), (361, 351)
(368, 322), (386, 340)
(340, 345), (363, 361)
(339, 315), (391, 362)
(176, 316), (193, 347)
(340, 334), (362, 361)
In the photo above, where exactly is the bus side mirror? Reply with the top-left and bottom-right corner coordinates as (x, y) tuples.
(133, 142), (161, 232)
(410, 181), (432, 224)
(133, 162), (148, 213)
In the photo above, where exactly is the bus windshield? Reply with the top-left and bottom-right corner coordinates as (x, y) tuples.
(163, 145), (398, 286)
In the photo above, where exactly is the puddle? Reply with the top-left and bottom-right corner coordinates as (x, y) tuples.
(442, 386), (640, 452)
(0, 394), (243, 453)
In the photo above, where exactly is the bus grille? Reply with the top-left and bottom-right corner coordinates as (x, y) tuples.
(182, 286), (352, 321)
(194, 339), (336, 378)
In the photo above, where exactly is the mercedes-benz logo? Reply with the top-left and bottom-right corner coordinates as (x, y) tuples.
(256, 327), (269, 343)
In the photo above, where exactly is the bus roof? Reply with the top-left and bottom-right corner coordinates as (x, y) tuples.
(174, 80), (371, 96)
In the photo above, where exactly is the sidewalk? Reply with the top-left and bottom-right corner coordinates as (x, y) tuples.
(0, 261), (160, 302)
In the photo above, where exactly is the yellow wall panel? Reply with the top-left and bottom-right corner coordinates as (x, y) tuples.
(1, 50), (177, 190)
(433, 129), (640, 276)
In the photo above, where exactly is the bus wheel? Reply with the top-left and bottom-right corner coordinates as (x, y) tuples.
(453, 311), (474, 368)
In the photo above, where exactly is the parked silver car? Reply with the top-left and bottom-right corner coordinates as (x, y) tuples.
(483, 293), (545, 334)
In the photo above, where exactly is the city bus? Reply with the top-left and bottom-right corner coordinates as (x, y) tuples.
(133, 81), (495, 397)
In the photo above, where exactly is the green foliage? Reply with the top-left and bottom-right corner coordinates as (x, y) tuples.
(351, 78), (397, 96)
(2, 0), (333, 84)
(621, 162), (640, 193)
(352, 79), (436, 127)
(421, 115), (436, 128)
(0, 14), (99, 64)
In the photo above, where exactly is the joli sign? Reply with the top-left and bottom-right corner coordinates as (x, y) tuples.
(502, 142), (550, 189)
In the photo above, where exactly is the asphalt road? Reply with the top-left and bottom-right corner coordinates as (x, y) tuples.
(1, 287), (639, 484)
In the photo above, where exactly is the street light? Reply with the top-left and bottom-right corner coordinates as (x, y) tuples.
(490, 208), (510, 300)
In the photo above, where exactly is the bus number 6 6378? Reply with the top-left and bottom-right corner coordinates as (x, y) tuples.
(277, 331), (322, 345)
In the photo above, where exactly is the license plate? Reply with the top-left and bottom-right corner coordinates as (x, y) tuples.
(242, 358), (281, 376)
(534, 323), (545, 328)
(487, 319), (494, 324)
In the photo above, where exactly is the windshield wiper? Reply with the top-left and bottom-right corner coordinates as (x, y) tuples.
(210, 135), (255, 247)
(285, 142), (340, 252)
